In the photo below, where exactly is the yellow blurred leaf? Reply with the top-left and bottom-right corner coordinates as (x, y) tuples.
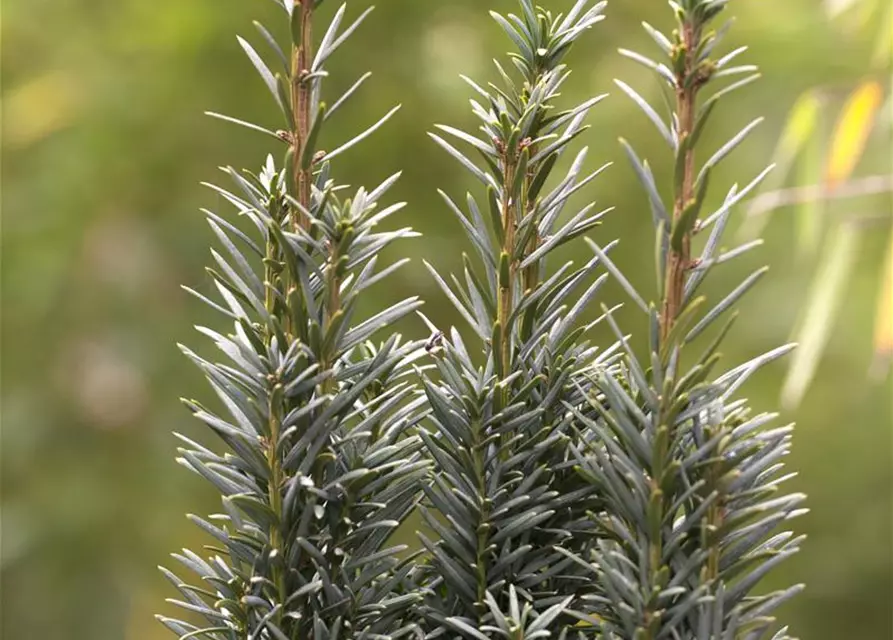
(739, 91), (823, 240)
(780, 91), (823, 161)
(794, 100), (826, 259)
(872, 1), (893, 66)
(825, 80), (884, 189)
(4, 70), (82, 149)
(824, 0), (859, 18)
(872, 228), (893, 374)
(782, 222), (861, 409)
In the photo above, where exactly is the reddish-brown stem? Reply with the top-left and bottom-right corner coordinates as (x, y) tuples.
(642, 20), (708, 639)
(661, 21), (701, 344)
(521, 145), (540, 307)
(660, 18), (727, 590)
(498, 158), (517, 380)
(291, 0), (314, 232)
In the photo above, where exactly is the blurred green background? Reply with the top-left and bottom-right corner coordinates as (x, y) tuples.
(2, 0), (891, 638)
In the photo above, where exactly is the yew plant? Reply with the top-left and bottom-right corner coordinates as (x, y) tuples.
(158, 0), (428, 636)
(564, 0), (807, 637)
(160, 1), (805, 638)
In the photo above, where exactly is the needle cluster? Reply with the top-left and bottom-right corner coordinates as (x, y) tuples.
(160, 1), (804, 638)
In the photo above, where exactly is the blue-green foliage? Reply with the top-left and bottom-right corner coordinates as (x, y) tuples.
(161, 1), (804, 638)
(417, 0), (617, 634)
(159, 1), (429, 638)
(563, 0), (806, 637)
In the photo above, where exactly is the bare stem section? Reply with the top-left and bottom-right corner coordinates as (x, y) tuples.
(498, 154), (518, 383)
(291, 0), (314, 231)
(662, 21), (701, 343)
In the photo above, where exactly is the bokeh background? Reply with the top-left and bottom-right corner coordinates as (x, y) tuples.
(2, 0), (891, 638)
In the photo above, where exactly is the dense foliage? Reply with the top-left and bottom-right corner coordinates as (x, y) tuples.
(7, 0), (893, 637)
(159, 1), (428, 636)
(162, 0), (810, 637)
(416, 0), (613, 633)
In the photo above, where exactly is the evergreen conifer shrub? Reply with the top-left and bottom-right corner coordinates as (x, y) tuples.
(160, 1), (805, 638)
